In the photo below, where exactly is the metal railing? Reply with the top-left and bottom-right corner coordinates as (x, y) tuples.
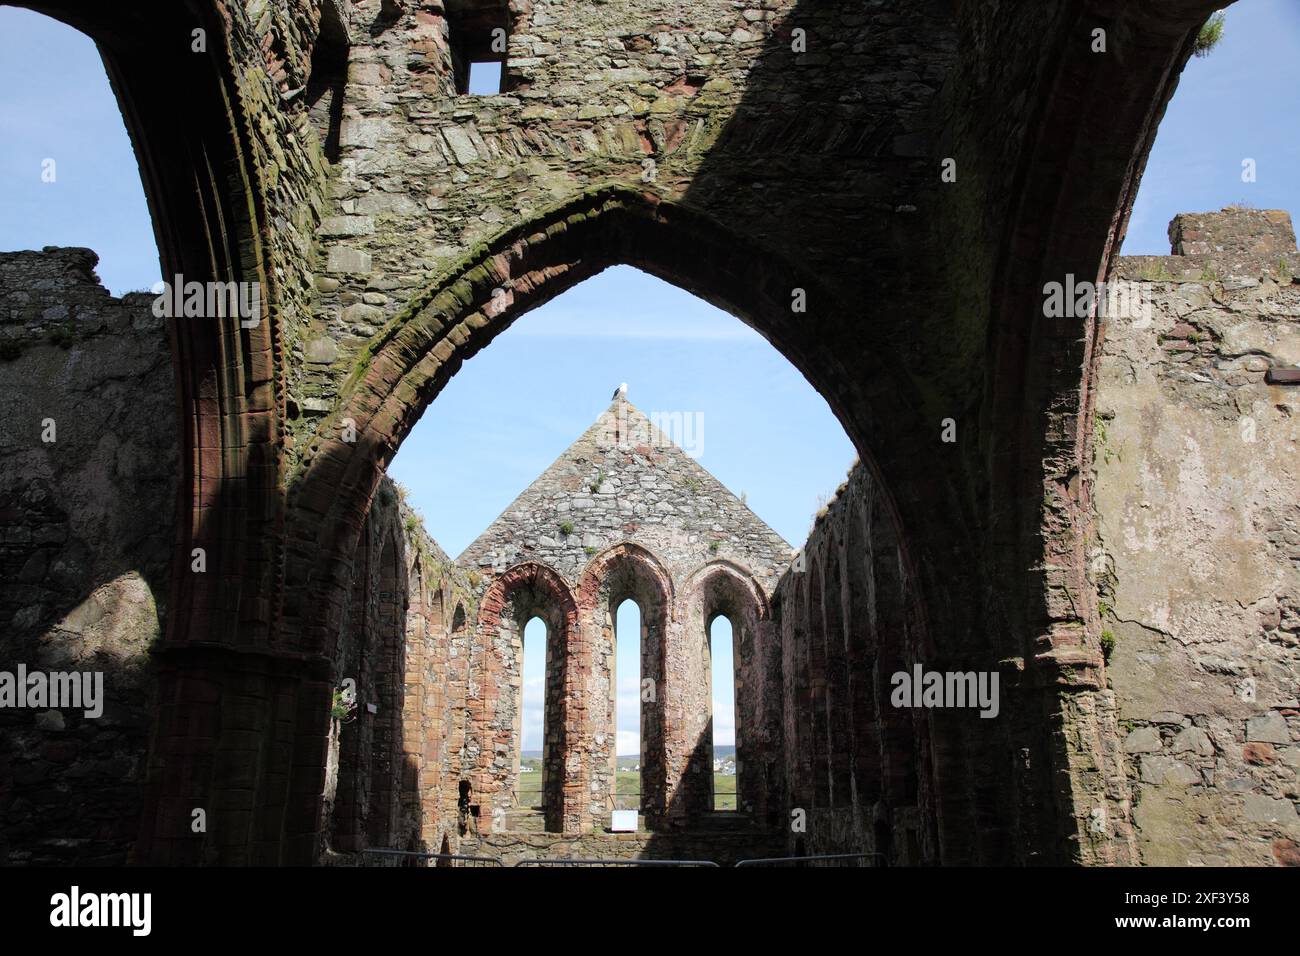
(358, 849), (880, 867)
(515, 857), (720, 867)
(360, 848), (504, 867)
(734, 852), (880, 867)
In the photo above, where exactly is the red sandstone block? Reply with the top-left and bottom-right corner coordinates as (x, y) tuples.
(1243, 742), (1276, 765)
(247, 346), (273, 383)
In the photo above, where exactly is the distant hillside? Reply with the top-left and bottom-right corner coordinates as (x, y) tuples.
(613, 745), (734, 768)
(522, 749), (738, 764)
(524, 746), (735, 766)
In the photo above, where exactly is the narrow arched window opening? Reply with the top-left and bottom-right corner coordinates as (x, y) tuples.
(709, 614), (738, 812)
(614, 598), (643, 819)
(516, 615), (547, 809)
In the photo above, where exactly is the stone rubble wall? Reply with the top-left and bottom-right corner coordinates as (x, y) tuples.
(459, 400), (792, 587)
(398, 488), (481, 855)
(461, 825), (786, 867)
(454, 398), (792, 835)
(0, 248), (485, 863)
(274, 0), (1182, 866)
(1097, 208), (1300, 866)
(760, 209), (1300, 867)
(5, 0), (1259, 867)
(770, 460), (946, 865)
(290, 0), (956, 440)
(229, 0), (348, 417)
(323, 471), (479, 857)
(0, 248), (176, 865)
(10, 0), (1225, 866)
(325, 478), (409, 852)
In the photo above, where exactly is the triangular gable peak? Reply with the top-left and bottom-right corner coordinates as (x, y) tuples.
(457, 396), (793, 592)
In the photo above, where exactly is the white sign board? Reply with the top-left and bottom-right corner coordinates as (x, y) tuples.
(610, 810), (637, 832)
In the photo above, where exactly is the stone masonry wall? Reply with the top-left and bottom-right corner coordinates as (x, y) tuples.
(289, 0), (958, 444)
(0, 250), (483, 865)
(457, 397), (791, 834)
(459, 398), (791, 586)
(398, 487), (481, 855)
(322, 472), (478, 858)
(0, 248), (177, 865)
(1097, 208), (1300, 866)
(7, 0), (1226, 866)
(462, 825), (786, 867)
(771, 460), (943, 865)
(274, 0), (1226, 866)
(8, 2), (1287, 872)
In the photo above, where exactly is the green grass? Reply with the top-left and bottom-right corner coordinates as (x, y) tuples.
(514, 765), (738, 812)
(712, 774), (737, 811)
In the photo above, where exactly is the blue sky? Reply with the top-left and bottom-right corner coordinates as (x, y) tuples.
(1120, 0), (1300, 254)
(0, 9), (162, 295)
(3, 2), (1296, 756)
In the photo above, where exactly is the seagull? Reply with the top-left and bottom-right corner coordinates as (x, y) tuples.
(612, 382), (628, 400)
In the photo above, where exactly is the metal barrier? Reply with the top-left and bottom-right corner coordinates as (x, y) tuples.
(356, 848), (879, 868)
(515, 857), (721, 867)
(733, 852), (880, 867)
(360, 848), (504, 867)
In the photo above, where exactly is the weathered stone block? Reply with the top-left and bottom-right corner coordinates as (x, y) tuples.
(325, 247), (373, 274)
(1124, 726), (1162, 754)
(1171, 726), (1213, 756)
(1247, 713), (1290, 744)
(306, 338), (338, 364)
(1241, 794), (1300, 827)
(320, 216), (375, 238)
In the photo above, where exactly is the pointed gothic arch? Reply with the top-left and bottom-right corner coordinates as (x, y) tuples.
(281, 187), (956, 672)
(577, 542), (675, 827)
(679, 560), (772, 821)
(473, 561), (579, 833)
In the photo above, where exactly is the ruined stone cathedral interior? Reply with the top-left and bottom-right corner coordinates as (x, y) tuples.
(0, 0), (1298, 872)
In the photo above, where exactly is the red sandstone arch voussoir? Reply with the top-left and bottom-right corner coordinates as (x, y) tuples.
(12, 0), (312, 865)
(979, 0), (1225, 865)
(471, 561), (582, 832)
(681, 558), (771, 623)
(576, 541), (676, 610)
(476, 560), (578, 635)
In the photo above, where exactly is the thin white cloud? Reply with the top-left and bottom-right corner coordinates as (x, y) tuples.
(512, 312), (765, 342)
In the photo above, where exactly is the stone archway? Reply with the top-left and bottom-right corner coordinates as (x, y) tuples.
(1, 0), (1246, 867)
(281, 186), (952, 657)
(679, 560), (773, 823)
(473, 561), (580, 833)
(266, 1), (1229, 867)
(576, 543), (676, 828)
(970, 0), (1229, 865)
(277, 187), (963, 850)
(4, 0), (313, 866)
